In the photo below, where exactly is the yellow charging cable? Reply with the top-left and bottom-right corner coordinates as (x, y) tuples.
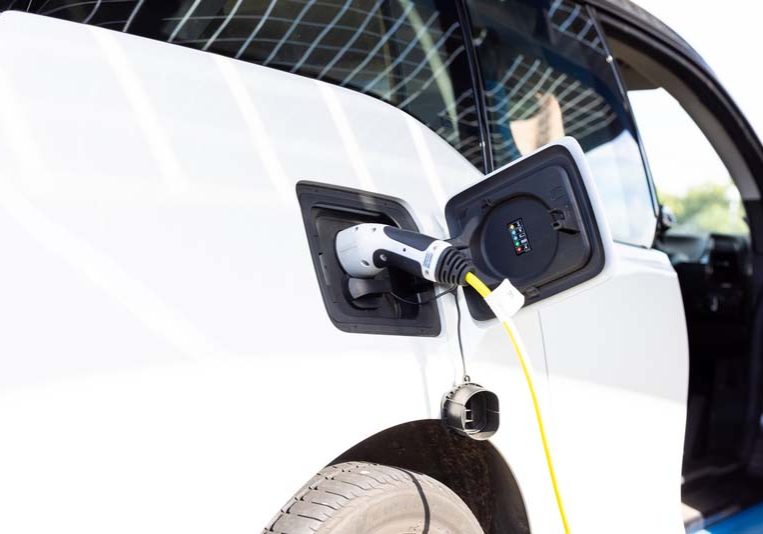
(464, 272), (570, 534)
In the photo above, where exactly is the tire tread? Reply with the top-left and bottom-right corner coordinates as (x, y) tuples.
(263, 461), (471, 534)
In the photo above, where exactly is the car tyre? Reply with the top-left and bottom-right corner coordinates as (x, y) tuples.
(263, 461), (484, 534)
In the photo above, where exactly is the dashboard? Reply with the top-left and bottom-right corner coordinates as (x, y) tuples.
(658, 233), (751, 320)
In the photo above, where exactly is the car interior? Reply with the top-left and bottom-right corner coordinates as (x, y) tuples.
(606, 28), (763, 531)
(659, 208), (760, 531)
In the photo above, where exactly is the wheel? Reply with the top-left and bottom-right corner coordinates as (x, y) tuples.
(263, 461), (484, 534)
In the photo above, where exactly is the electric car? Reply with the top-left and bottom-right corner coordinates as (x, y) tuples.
(0, 1), (759, 533)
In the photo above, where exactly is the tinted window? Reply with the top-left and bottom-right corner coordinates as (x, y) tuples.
(5, 0), (483, 169)
(466, 0), (657, 246)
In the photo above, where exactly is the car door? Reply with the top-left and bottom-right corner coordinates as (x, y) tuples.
(456, 1), (688, 531)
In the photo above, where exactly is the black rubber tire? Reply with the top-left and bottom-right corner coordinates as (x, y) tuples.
(263, 461), (484, 534)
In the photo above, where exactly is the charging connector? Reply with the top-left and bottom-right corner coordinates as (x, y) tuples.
(335, 224), (473, 286)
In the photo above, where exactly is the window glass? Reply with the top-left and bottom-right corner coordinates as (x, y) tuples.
(466, 0), (657, 247)
(5, 0), (483, 169)
(629, 88), (748, 236)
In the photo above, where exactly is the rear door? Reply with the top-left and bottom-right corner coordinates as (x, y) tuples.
(459, 1), (688, 531)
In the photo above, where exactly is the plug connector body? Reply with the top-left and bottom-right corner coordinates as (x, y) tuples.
(335, 224), (473, 285)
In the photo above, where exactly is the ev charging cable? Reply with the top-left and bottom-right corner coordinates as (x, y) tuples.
(464, 272), (570, 534)
(336, 223), (570, 533)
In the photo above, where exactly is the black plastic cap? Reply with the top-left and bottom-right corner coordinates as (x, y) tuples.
(442, 383), (500, 440)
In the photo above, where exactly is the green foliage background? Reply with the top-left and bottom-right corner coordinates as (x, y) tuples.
(659, 183), (747, 235)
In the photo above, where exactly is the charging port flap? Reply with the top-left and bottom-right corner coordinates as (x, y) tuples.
(445, 139), (606, 320)
(297, 182), (441, 336)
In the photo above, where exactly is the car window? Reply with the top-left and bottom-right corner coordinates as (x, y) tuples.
(629, 88), (748, 237)
(465, 0), (657, 247)
(3, 0), (483, 169)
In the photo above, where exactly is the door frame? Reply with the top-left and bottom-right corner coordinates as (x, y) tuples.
(591, 0), (763, 471)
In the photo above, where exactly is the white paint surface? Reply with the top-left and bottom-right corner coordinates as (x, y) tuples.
(0, 13), (687, 534)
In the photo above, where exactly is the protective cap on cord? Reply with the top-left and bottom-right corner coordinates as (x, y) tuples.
(484, 279), (525, 321)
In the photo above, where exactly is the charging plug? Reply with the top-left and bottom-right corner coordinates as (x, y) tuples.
(335, 223), (474, 286)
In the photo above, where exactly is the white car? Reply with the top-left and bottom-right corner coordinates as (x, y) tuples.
(0, 1), (758, 533)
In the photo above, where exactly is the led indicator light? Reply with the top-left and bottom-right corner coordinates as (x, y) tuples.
(508, 218), (530, 256)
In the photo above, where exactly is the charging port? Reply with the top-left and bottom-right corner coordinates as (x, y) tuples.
(297, 182), (441, 336)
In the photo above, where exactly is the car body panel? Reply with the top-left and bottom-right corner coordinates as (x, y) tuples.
(0, 12), (687, 533)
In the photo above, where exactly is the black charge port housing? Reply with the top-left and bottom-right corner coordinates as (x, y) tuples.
(297, 181), (441, 336)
